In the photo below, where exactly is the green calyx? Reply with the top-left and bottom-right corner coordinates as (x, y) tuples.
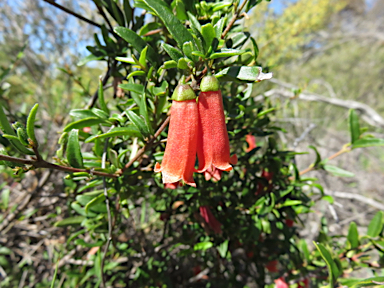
(171, 84), (197, 101)
(200, 76), (219, 92)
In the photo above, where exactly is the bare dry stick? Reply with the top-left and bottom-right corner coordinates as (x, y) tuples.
(42, 0), (107, 31)
(0, 154), (118, 178)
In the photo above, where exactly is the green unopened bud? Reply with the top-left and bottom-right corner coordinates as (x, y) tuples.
(171, 84), (197, 101)
(17, 128), (29, 146)
(200, 76), (219, 92)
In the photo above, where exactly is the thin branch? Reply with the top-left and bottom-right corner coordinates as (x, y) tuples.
(120, 116), (170, 174)
(86, 66), (112, 109)
(0, 154), (118, 178)
(221, 0), (249, 39)
(42, 0), (108, 31)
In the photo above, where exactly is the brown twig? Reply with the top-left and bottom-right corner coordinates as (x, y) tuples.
(0, 154), (118, 178)
(42, 0), (109, 32)
(120, 116), (170, 174)
(292, 146), (351, 179)
(221, 0), (249, 39)
(143, 28), (163, 37)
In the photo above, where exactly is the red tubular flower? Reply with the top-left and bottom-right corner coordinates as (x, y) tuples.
(274, 277), (289, 288)
(199, 205), (222, 234)
(197, 76), (237, 178)
(245, 134), (256, 152)
(155, 84), (198, 187)
(266, 260), (279, 273)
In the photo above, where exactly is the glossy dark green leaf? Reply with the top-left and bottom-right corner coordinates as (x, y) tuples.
(175, 0), (187, 20)
(63, 118), (109, 132)
(140, 94), (153, 134)
(323, 165), (355, 177)
(215, 66), (272, 82)
(250, 37), (259, 61)
(67, 129), (84, 169)
(227, 32), (250, 49)
(201, 23), (216, 53)
(126, 110), (150, 138)
(143, 0), (195, 48)
(352, 137), (384, 148)
(214, 17), (227, 39)
(123, 0), (133, 24)
(111, 0), (125, 26)
(85, 126), (141, 143)
(349, 109), (360, 144)
(367, 211), (383, 238)
(69, 109), (98, 119)
(186, 11), (201, 33)
(162, 43), (184, 62)
(210, 48), (245, 59)
(85, 193), (107, 214)
(26, 103), (39, 145)
(347, 222), (359, 249)
(163, 60), (177, 69)
(114, 27), (158, 66)
(182, 41), (196, 62)
(119, 83), (145, 95)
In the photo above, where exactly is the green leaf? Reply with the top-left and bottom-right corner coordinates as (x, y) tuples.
(313, 242), (337, 286)
(323, 165), (355, 178)
(123, 0), (133, 24)
(210, 48), (245, 59)
(139, 46), (148, 69)
(114, 27), (158, 66)
(69, 109), (98, 119)
(143, 0), (195, 48)
(194, 241), (213, 251)
(77, 54), (104, 66)
(115, 56), (136, 64)
(201, 23), (216, 53)
(63, 118), (109, 132)
(126, 110), (150, 138)
(281, 200), (302, 207)
(0, 103), (34, 155)
(214, 17), (227, 39)
(250, 37), (259, 61)
(187, 11), (201, 33)
(127, 70), (146, 80)
(227, 32), (250, 49)
(119, 83), (145, 95)
(162, 60), (177, 69)
(309, 145), (322, 167)
(162, 43), (184, 62)
(26, 103), (39, 145)
(54, 216), (85, 227)
(367, 211), (383, 238)
(182, 41), (196, 62)
(351, 277), (384, 288)
(352, 137), (384, 148)
(215, 66), (272, 83)
(110, 0), (125, 26)
(349, 109), (360, 144)
(1, 188), (10, 209)
(85, 126), (141, 143)
(217, 240), (229, 258)
(67, 129), (84, 168)
(85, 193), (106, 214)
(347, 222), (359, 249)
(98, 78), (109, 114)
(140, 94), (153, 134)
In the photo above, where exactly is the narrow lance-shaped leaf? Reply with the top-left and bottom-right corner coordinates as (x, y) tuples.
(85, 126), (141, 143)
(323, 165), (355, 178)
(349, 109), (360, 144)
(313, 242), (337, 287)
(98, 78), (110, 114)
(162, 43), (184, 62)
(67, 129), (84, 169)
(114, 27), (159, 67)
(143, 0), (195, 48)
(347, 222), (359, 249)
(367, 211), (384, 238)
(215, 66), (272, 83)
(63, 118), (109, 132)
(352, 137), (384, 149)
(26, 103), (39, 146)
(126, 110), (150, 139)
